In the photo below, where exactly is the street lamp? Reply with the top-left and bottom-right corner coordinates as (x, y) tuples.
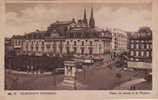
(74, 71), (77, 90)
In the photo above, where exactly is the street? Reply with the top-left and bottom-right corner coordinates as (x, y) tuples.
(113, 78), (146, 90)
(5, 61), (150, 90)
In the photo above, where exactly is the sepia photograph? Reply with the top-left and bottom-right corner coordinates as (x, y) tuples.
(4, 2), (152, 90)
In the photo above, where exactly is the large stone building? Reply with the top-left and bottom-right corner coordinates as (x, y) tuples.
(128, 27), (152, 70)
(10, 8), (112, 59)
(111, 28), (128, 56)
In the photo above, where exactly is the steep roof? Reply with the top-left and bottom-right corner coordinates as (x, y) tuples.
(52, 20), (75, 26)
(130, 31), (152, 39)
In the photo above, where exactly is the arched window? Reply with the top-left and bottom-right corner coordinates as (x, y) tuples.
(26, 42), (29, 51)
(41, 41), (45, 51)
(36, 42), (39, 51)
(82, 41), (84, 46)
(74, 41), (77, 46)
(90, 41), (93, 46)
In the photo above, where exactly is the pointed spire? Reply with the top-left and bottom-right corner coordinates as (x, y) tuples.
(89, 8), (95, 28)
(91, 7), (93, 17)
(84, 8), (86, 18)
(83, 8), (87, 25)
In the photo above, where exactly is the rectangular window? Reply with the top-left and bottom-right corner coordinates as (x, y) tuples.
(131, 44), (134, 48)
(141, 40), (144, 43)
(53, 42), (57, 47)
(82, 41), (84, 46)
(67, 47), (70, 54)
(146, 51), (149, 57)
(89, 47), (93, 55)
(136, 51), (139, 56)
(26, 42), (28, 51)
(41, 42), (44, 51)
(141, 51), (144, 57)
(130, 51), (134, 56)
(150, 44), (152, 49)
(136, 44), (139, 49)
(36, 46), (39, 51)
(46, 44), (50, 49)
(36, 42), (39, 51)
(90, 41), (93, 46)
(41, 46), (44, 51)
(31, 45), (33, 51)
(54, 47), (56, 53)
(67, 41), (69, 45)
(141, 44), (144, 49)
(150, 51), (152, 57)
(130, 57), (134, 61)
(74, 41), (77, 46)
(73, 47), (77, 54)
(81, 47), (84, 55)
(59, 42), (63, 53)
(146, 44), (149, 49)
(138, 51), (141, 56)
(144, 44), (146, 49)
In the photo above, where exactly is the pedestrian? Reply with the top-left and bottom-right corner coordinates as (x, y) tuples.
(116, 73), (121, 78)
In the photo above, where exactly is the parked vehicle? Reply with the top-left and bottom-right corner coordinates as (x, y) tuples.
(55, 67), (64, 74)
(92, 58), (104, 62)
(83, 59), (94, 65)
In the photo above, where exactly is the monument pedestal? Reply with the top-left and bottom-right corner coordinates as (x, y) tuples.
(62, 76), (75, 88)
(57, 60), (77, 89)
(57, 60), (86, 90)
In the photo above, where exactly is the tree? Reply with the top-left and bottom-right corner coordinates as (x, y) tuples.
(138, 26), (152, 34)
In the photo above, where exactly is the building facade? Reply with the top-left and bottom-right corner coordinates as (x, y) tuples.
(10, 8), (112, 59)
(128, 27), (152, 70)
(111, 28), (128, 56)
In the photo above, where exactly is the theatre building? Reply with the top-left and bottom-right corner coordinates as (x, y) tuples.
(128, 27), (152, 71)
(10, 8), (112, 59)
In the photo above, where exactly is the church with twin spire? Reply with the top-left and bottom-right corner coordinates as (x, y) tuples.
(82, 8), (95, 28)
(71, 8), (95, 28)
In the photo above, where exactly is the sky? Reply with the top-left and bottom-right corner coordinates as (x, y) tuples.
(6, 3), (152, 37)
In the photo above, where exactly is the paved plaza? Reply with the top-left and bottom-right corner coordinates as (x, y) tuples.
(5, 61), (151, 90)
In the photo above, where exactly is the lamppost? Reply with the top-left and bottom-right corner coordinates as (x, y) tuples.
(74, 71), (77, 90)
(83, 66), (86, 81)
(54, 70), (56, 87)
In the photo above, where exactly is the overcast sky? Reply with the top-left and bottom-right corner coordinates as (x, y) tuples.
(6, 3), (152, 37)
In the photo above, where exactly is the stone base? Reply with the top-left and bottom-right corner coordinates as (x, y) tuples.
(57, 79), (75, 90)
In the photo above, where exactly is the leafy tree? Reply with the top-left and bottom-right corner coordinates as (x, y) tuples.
(138, 26), (152, 34)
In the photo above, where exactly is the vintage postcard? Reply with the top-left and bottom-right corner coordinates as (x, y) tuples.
(1, 0), (158, 99)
